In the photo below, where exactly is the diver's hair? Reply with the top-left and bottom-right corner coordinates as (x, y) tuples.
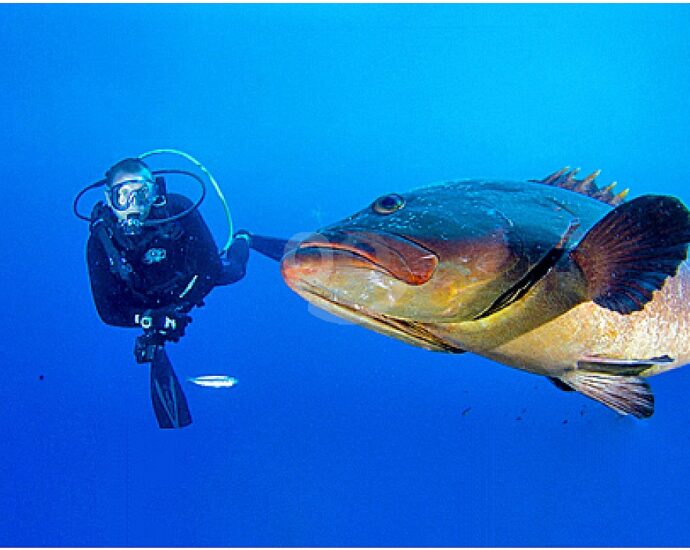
(105, 158), (152, 187)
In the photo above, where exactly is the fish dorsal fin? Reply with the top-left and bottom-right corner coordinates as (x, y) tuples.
(531, 167), (629, 206)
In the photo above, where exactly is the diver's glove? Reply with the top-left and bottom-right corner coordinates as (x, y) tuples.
(217, 231), (251, 285)
(232, 229), (252, 248)
(134, 305), (192, 343)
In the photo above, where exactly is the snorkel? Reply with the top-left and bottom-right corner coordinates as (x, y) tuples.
(73, 149), (234, 252)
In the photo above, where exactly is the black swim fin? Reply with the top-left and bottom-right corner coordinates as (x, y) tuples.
(150, 346), (192, 429)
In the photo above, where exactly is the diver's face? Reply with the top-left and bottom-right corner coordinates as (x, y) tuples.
(107, 169), (156, 223)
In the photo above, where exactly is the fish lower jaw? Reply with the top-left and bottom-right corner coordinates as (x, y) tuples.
(291, 283), (462, 353)
(290, 283), (393, 329)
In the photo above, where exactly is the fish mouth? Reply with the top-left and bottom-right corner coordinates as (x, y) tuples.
(293, 228), (439, 285)
(281, 229), (458, 351)
(293, 279), (463, 353)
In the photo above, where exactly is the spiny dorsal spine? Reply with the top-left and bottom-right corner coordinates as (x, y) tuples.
(535, 166), (629, 207)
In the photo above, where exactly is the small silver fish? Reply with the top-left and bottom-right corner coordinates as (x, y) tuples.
(186, 375), (238, 388)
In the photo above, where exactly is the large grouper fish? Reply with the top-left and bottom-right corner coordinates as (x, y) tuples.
(281, 168), (690, 418)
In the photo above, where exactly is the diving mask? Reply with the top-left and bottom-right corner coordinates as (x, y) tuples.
(75, 149), (227, 247)
(105, 177), (163, 235)
(108, 178), (157, 212)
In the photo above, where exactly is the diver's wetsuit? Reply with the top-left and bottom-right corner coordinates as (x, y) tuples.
(87, 193), (289, 328)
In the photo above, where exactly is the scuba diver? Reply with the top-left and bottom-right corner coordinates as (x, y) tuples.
(74, 150), (289, 429)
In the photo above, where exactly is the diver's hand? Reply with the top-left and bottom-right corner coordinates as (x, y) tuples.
(233, 229), (252, 247)
(134, 306), (192, 343)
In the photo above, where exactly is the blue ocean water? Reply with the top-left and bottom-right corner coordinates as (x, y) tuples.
(2, 3), (690, 546)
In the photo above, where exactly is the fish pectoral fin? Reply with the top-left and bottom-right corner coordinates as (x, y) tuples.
(556, 371), (654, 418)
(570, 195), (690, 315)
(577, 354), (674, 376)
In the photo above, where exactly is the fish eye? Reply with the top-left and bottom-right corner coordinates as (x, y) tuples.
(373, 193), (405, 215)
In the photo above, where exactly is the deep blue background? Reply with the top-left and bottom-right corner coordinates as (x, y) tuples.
(2, 4), (690, 546)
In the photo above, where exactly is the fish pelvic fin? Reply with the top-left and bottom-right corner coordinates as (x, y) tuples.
(556, 371), (654, 418)
(570, 195), (690, 315)
(532, 167), (629, 207)
(577, 355), (674, 376)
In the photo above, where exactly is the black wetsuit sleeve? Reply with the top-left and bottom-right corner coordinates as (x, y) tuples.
(174, 198), (223, 306)
(86, 233), (141, 327)
(250, 234), (292, 261)
(215, 233), (291, 286)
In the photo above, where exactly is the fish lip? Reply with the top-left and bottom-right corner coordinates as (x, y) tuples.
(297, 228), (439, 285)
(296, 239), (391, 277)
